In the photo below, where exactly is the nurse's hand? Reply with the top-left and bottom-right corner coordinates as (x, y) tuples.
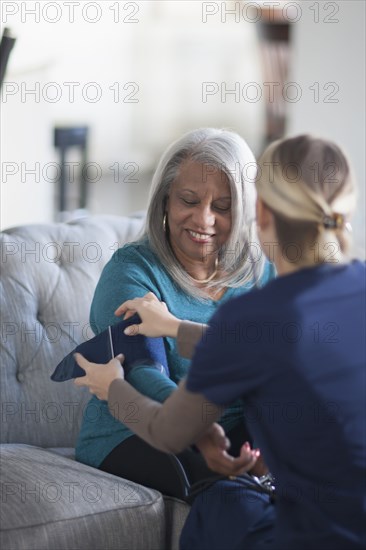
(115, 292), (181, 338)
(73, 353), (124, 401)
(196, 423), (260, 476)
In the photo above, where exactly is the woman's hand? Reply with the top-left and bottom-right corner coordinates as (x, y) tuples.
(115, 292), (181, 338)
(195, 423), (260, 476)
(248, 454), (269, 477)
(73, 353), (125, 401)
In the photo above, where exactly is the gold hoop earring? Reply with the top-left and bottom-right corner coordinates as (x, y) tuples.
(163, 213), (167, 233)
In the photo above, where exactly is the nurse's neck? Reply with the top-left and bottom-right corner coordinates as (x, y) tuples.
(273, 253), (302, 276)
(273, 246), (347, 276)
(256, 199), (346, 277)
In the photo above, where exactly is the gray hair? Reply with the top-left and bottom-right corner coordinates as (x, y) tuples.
(140, 128), (266, 300)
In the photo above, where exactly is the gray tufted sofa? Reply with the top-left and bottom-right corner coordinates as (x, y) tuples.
(0, 215), (189, 550)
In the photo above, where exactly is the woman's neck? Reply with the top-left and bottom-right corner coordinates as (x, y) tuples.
(171, 243), (218, 282)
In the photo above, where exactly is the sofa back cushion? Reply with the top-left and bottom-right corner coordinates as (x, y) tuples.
(0, 215), (144, 448)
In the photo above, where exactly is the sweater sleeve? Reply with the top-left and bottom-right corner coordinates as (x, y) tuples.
(90, 243), (175, 401)
(126, 365), (178, 403)
(90, 244), (162, 334)
(108, 377), (223, 453)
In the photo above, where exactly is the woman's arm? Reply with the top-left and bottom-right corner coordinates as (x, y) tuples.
(90, 247), (163, 334)
(74, 352), (222, 452)
(74, 353), (260, 475)
(89, 248), (180, 402)
(177, 321), (207, 359)
(109, 377), (219, 453)
(116, 293), (208, 358)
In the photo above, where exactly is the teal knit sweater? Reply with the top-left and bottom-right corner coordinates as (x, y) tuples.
(75, 239), (275, 467)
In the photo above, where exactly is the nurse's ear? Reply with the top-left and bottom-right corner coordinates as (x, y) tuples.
(256, 198), (274, 232)
(255, 198), (277, 263)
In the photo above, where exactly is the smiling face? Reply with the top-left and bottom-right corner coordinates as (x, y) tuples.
(165, 160), (232, 270)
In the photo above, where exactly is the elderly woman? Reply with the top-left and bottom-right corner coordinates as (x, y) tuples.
(75, 128), (274, 497)
(75, 135), (365, 549)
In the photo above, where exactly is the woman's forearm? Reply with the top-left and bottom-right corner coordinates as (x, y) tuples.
(177, 321), (208, 359)
(108, 377), (223, 454)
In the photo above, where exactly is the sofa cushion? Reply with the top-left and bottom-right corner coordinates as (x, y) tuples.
(0, 444), (165, 550)
(47, 447), (76, 460)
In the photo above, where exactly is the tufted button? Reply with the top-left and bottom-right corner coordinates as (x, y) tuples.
(16, 372), (25, 383)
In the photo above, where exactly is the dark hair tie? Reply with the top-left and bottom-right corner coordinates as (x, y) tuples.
(323, 213), (345, 230)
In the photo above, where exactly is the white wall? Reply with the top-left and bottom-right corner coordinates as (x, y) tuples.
(1, 0), (365, 253)
(286, 0), (365, 256)
(1, 3), (136, 228)
(1, 0), (265, 229)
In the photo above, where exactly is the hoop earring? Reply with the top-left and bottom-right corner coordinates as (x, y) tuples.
(163, 213), (167, 233)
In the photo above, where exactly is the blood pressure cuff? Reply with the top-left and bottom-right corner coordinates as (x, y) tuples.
(51, 314), (169, 382)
